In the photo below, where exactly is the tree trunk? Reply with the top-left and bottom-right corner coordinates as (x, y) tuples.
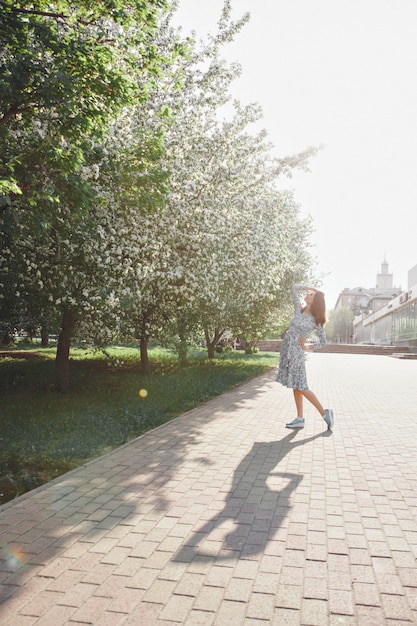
(204, 326), (224, 359)
(140, 335), (150, 374)
(178, 328), (188, 366)
(41, 323), (49, 347)
(55, 308), (75, 392)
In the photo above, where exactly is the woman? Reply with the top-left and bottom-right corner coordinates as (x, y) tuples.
(277, 284), (334, 430)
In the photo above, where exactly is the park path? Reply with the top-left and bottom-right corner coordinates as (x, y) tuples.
(1, 353), (417, 625)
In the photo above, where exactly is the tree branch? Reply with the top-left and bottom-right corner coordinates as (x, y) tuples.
(0, 0), (96, 26)
(0, 102), (41, 126)
(0, 0), (68, 20)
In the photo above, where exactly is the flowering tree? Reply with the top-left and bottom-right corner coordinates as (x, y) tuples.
(94, 1), (319, 365)
(1, 0), (320, 389)
(0, 0), (170, 389)
(142, 4), (318, 358)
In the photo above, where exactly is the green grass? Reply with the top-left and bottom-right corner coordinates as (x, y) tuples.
(0, 346), (278, 504)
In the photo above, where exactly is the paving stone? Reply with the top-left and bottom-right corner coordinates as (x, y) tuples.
(214, 598), (247, 624)
(45, 567), (85, 592)
(185, 609), (216, 625)
(158, 593), (195, 622)
(301, 598), (329, 625)
(19, 590), (63, 618)
(328, 588), (354, 616)
(303, 576), (328, 600)
(272, 606), (301, 624)
(1, 356), (417, 624)
(28, 603), (77, 625)
(106, 586), (144, 614)
(352, 581), (381, 607)
(193, 584), (224, 612)
(70, 595), (113, 623)
(380, 592), (414, 621)
(276, 584), (303, 610)
(246, 591), (275, 620)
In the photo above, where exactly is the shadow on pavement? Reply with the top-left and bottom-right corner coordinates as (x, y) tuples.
(0, 373), (275, 592)
(173, 429), (331, 563)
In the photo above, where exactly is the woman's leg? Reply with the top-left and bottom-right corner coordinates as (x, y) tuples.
(293, 389), (304, 417)
(290, 389), (333, 431)
(299, 389), (325, 416)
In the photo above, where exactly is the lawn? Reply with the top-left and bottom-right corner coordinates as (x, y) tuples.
(0, 345), (278, 505)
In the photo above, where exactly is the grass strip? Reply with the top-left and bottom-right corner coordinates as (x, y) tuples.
(0, 346), (278, 504)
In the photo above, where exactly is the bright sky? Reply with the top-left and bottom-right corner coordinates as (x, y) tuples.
(173, 0), (417, 309)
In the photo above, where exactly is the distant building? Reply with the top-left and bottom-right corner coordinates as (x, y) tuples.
(376, 258), (393, 290)
(335, 286), (372, 316)
(334, 259), (400, 316)
(352, 261), (417, 348)
(408, 263), (417, 290)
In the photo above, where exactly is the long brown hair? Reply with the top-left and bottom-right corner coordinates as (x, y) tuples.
(310, 291), (326, 326)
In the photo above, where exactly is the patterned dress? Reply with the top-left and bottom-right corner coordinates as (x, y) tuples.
(276, 284), (327, 390)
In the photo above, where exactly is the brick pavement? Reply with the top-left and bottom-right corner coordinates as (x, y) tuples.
(1, 353), (417, 625)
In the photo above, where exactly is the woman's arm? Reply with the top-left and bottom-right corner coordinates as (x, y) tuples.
(292, 284), (309, 313)
(315, 325), (327, 348)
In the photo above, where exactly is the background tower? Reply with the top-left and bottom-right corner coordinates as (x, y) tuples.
(376, 257), (393, 291)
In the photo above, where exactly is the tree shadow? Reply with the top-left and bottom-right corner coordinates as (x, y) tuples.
(0, 371), (330, 607)
(173, 429), (331, 563)
(0, 372), (277, 585)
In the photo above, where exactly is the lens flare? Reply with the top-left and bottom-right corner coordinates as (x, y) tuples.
(138, 388), (148, 398)
(2, 546), (27, 570)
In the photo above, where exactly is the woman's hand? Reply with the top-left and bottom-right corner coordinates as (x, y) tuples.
(298, 338), (314, 351)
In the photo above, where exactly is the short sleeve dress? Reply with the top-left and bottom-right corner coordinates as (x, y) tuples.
(276, 284), (327, 390)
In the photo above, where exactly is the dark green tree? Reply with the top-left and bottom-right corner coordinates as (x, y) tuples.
(0, 0), (169, 389)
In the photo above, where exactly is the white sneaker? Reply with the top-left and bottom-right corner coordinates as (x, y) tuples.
(323, 409), (334, 431)
(286, 417), (305, 429)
